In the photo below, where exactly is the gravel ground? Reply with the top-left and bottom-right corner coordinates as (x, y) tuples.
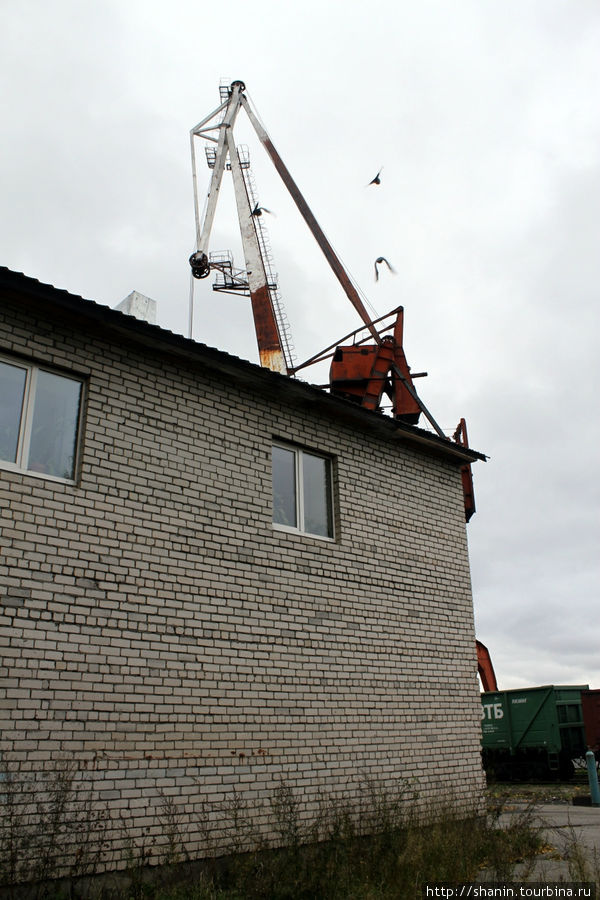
(486, 771), (593, 805)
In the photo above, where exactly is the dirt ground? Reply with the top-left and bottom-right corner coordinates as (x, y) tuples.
(486, 769), (594, 806)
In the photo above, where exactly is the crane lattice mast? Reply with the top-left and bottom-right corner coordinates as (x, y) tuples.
(189, 81), (290, 374)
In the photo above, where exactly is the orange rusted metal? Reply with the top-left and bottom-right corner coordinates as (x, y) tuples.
(329, 345), (379, 401)
(363, 339), (396, 410)
(249, 283), (287, 374)
(453, 417), (476, 522)
(390, 309), (421, 423)
(476, 640), (498, 692)
(460, 467), (476, 521)
(329, 308), (421, 423)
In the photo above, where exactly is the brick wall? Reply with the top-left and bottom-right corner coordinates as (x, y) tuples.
(0, 290), (485, 872)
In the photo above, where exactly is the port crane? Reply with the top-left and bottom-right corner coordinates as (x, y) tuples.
(189, 80), (475, 522)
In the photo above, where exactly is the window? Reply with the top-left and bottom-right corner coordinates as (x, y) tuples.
(0, 356), (83, 481)
(272, 443), (334, 539)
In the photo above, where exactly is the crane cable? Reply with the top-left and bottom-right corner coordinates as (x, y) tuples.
(244, 90), (381, 329)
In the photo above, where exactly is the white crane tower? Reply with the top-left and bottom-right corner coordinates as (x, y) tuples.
(188, 80), (380, 374)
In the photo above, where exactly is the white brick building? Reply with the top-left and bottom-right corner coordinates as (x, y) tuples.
(0, 267), (486, 869)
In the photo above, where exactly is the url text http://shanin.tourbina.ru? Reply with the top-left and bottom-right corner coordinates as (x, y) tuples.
(422, 884), (596, 900)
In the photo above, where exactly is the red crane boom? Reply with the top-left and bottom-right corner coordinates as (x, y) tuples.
(476, 640), (498, 692)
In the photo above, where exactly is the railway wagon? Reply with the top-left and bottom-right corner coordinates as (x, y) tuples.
(481, 685), (588, 780)
(581, 689), (600, 755)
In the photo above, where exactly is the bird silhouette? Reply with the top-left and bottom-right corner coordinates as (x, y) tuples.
(368, 168), (383, 186)
(374, 257), (396, 281)
(251, 203), (273, 217)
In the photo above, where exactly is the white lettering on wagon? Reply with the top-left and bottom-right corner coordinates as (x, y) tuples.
(481, 703), (504, 720)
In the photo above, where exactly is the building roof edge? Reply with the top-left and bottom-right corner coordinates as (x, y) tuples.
(0, 266), (486, 465)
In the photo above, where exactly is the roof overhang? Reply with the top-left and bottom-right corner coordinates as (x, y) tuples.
(0, 267), (486, 466)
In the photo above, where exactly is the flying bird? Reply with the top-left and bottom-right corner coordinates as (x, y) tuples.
(368, 168), (383, 186)
(251, 203), (273, 217)
(374, 257), (396, 281)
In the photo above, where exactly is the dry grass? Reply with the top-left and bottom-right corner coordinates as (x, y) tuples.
(0, 761), (551, 900)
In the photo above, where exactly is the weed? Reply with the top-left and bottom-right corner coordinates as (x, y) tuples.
(0, 756), (108, 890)
(480, 802), (543, 881)
(0, 761), (551, 899)
(156, 789), (189, 867)
(121, 826), (155, 900)
(270, 780), (301, 849)
(560, 822), (600, 885)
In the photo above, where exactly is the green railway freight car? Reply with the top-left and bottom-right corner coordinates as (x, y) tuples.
(481, 685), (589, 780)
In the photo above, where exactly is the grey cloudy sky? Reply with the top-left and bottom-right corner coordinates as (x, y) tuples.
(2, 0), (599, 691)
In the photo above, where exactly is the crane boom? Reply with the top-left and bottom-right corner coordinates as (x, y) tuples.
(476, 640), (498, 692)
(240, 94), (381, 345)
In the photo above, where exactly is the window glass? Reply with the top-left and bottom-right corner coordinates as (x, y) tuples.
(272, 442), (334, 539)
(28, 371), (82, 479)
(0, 360), (27, 464)
(302, 451), (333, 537)
(272, 445), (297, 528)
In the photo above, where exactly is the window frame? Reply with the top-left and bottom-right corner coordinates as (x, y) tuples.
(0, 353), (84, 484)
(272, 440), (335, 541)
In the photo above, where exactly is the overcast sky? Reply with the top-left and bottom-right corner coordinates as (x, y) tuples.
(2, 0), (599, 691)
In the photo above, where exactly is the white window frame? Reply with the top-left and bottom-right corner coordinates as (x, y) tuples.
(272, 441), (335, 541)
(0, 354), (84, 484)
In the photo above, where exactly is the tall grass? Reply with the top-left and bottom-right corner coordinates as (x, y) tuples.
(0, 757), (109, 891)
(150, 784), (545, 900)
(0, 759), (546, 900)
